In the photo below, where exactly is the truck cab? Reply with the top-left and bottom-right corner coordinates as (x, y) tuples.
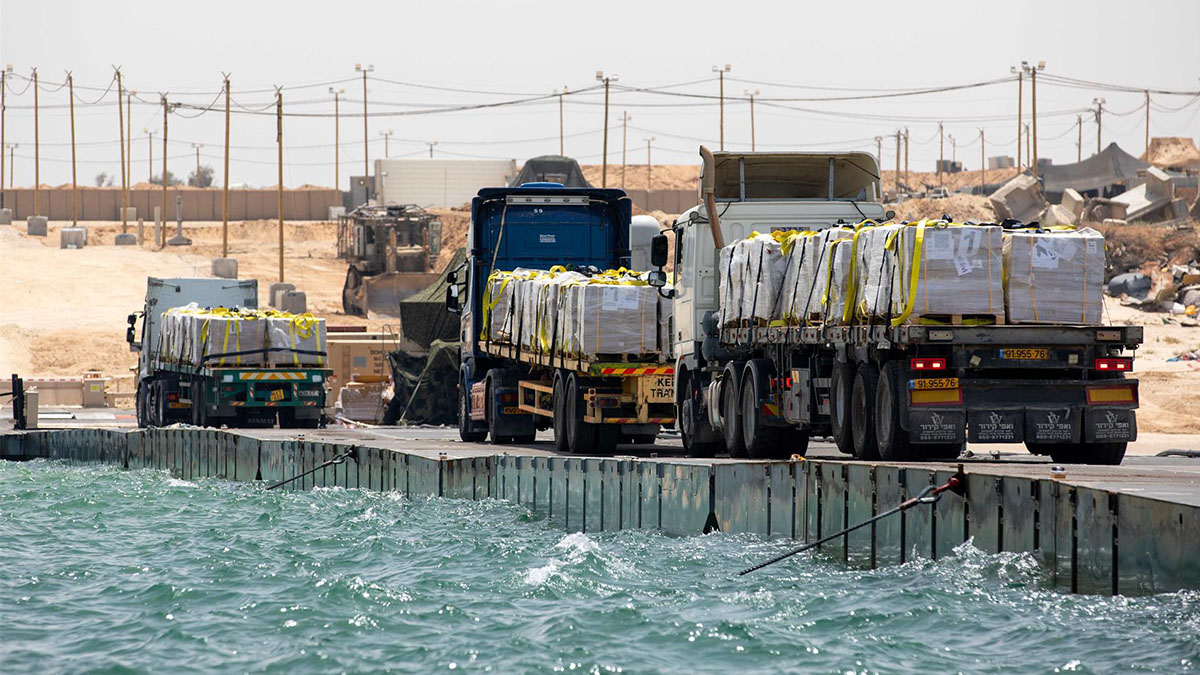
(667, 150), (886, 453)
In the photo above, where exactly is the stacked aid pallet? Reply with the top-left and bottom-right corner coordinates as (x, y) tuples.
(158, 303), (327, 367)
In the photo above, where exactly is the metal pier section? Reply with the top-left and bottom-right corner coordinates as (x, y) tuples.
(2, 428), (1197, 596)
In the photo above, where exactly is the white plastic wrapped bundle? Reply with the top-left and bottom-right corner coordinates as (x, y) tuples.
(540, 270), (588, 354)
(850, 224), (904, 321)
(267, 314), (327, 366)
(196, 311), (267, 367)
(823, 239), (856, 325)
(892, 222), (1004, 323)
(779, 227), (854, 323)
(566, 281), (660, 356)
(739, 233), (786, 324)
(717, 243), (742, 327)
(658, 292), (673, 359)
(1003, 227), (1104, 325)
(516, 273), (550, 351)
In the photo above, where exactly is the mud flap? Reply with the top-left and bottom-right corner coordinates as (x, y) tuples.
(1025, 408), (1079, 444)
(908, 409), (965, 444)
(1083, 408), (1137, 442)
(968, 410), (1023, 443)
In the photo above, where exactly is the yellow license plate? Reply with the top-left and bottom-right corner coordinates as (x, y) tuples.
(269, 389), (285, 402)
(912, 377), (959, 390)
(1000, 348), (1049, 360)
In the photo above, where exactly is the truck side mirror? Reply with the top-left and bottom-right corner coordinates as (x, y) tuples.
(446, 284), (461, 314)
(650, 233), (669, 269)
(447, 270), (457, 284)
(125, 313), (140, 350)
(647, 270), (668, 288)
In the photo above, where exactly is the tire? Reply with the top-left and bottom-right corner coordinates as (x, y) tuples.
(150, 379), (167, 427)
(722, 367), (747, 458)
(679, 370), (720, 458)
(829, 362), (856, 455)
(552, 373), (569, 452)
(740, 363), (785, 459)
(486, 373), (512, 445)
(1029, 441), (1127, 466)
(191, 379), (209, 428)
(458, 375), (487, 443)
(136, 381), (149, 429)
(342, 266), (364, 316)
(850, 362), (880, 461)
(875, 360), (912, 461)
(565, 373), (596, 454)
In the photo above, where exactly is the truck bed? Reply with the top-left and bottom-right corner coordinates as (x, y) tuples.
(720, 323), (1143, 349)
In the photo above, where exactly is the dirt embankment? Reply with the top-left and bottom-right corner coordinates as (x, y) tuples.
(580, 164), (699, 191)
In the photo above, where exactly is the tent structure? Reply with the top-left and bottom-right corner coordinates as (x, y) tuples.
(1041, 143), (1148, 199)
(397, 248), (466, 351)
(510, 155), (592, 188)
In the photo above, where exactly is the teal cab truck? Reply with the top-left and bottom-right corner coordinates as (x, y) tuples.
(126, 277), (329, 429)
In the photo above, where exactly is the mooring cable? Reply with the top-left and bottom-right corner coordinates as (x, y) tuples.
(266, 447), (357, 490)
(738, 467), (968, 576)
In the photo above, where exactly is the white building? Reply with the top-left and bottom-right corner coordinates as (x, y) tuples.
(373, 158), (518, 208)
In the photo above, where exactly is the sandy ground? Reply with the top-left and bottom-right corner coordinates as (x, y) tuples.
(580, 164), (700, 191)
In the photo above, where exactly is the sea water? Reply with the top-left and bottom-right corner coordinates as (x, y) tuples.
(0, 460), (1196, 673)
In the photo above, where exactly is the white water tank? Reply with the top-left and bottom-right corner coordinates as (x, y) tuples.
(630, 215), (661, 271)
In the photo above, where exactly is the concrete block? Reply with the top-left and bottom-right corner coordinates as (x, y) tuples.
(1102, 218), (1128, 228)
(988, 174), (1046, 223)
(119, 206), (136, 222)
(1039, 204), (1075, 228)
(1061, 188), (1085, 221)
(0, 208), (12, 225)
(1146, 166), (1174, 200)
(211, 257), (238, 279)
(329, 206), (346, 220)
(114, 233), (137, 246)
(269, 282), (296, 308)
(26, 216), (47, 236)
(60, 227), (88, 249)
(1169, 198), (1189, 220)
(280, 290), (307, 315)
(137, 218), (145, 245)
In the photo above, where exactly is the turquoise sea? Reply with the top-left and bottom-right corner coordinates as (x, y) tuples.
(0, 460), (1196, 673)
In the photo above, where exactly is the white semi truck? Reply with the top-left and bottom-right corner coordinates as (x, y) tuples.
(647, 148), (1140, 464)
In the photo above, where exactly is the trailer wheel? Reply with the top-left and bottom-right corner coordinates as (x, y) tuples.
(829, 362), (856, 455)
(565, 373), (596, 454)
(740, 360), (786, 459)
(136, 381), (149, 429)
(486, 372), (515, 445)
(552, 372), (569, 452)
(458, 375), (487, 442)
(149, 379), (167, 427)
(1028, 441), (1127, 466)
(850, 362), (880, 461)
(722, 364), (747, 458)
(191, 378), (209, 428)
(875, 360), (912, 461)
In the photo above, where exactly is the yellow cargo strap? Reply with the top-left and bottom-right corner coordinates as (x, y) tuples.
(890, 219), (929, 327)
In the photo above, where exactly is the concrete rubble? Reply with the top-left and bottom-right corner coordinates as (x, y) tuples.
(26, 216), (47, 236)
(988, 174), (1046, 223)
(60, 227), (87, 249)
(269, 282), (295, 308)
(211, 258), (238, 279)
(1038, 204), (1076, 227)
(1112, 167), (1176, 222)
(114, 233), (137, 246)
(0, 208), (12, 225)
(279, 290), (308, 315)
(1061, 188), (1085, 221)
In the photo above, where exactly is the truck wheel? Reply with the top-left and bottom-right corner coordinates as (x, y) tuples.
(1028, 441), (1127, 465)
(149, 380), (166, 427)
(191, 380), (209, 428)
(829, 362), (856, 455)
(850, 363), (880, 461)
(875, 361), (912, 461)
(741, 361), (785, 459)
(552, 372), (569, 452)
(486, 372), (513, 445)
(458, 375), (487, 443)
(565, 373), (596, 454)
(136, 381), (149, 429)
(680, 370), (720, 458)
(722, 365), (747, 458)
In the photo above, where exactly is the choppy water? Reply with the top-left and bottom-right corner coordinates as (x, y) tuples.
(0, 460), (1196, 674)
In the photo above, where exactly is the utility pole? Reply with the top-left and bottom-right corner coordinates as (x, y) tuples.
(1030, 60), (1044, 179)
(1024, 123), (1031, 173)
(645, 137), (655, 191)
(276, 87), (284, 283)
(979, 128), (985, 193)
(33, 68), (39, 217)
(745, 88), (759, 151)
(329, 87), (343, 194)
(903, 127), (909, 188)
(894, 130), (901, 194)
(1076, 114), (1083, 163)
(556, 86), (567, 156)
(67, 72), (77, 226)
(620, 111), (630, 189)
(949, 134), (956, 163)
(160, 95), (169, 233)
(380, 129), (392, 157)
(426, 141), (437, 158)
(1, 65), (9, 209)
(192, 143), (202, 185)
(1093, 98), (1105, 155)
(116, 68), (126, 231)
(1144, 90), (1151, 158)
(875, 136), (882, 168)
(938, 122), (944, 185)
(1011, 63), (1025, 171)
(713, 64), (731, 151)
(222, 75), (231, 257)
(596, 71), (617, 188)
(356, 63), (373, 201)
(145, 129), (154, 182)
(126, 90), (134, 198)
(6, 143), (15, 188)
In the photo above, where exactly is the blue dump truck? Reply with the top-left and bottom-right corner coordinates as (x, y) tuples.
(446, 184), (675, 453)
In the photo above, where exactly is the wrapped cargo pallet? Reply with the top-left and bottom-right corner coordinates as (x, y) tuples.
(267, 313), (327, 366)
(891, 221), (1004, 324)
(847, 223), (904, 322)
(1003, 227), (1104, 325)
(779, 227), (853, 324)
(823, 239), (856, 325)
(539, 270), (588, 354)
(717, 243), (743, 327)
(197, 309), (267, 367)
(564, 277), (660, 357)
(718, 232), (788, 326)
(481, 270), (517, 344)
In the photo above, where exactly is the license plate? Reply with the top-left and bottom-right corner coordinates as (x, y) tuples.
(912, 377), (959, 390)
(269, 389), (285, 402)
(1000, 348), (1049, 360)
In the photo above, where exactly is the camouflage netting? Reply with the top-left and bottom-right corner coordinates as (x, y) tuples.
(382, 340), (460, 426)
(398, 248), (466, 350)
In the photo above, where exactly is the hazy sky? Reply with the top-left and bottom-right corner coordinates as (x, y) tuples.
(1, 0), (1197, 189)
